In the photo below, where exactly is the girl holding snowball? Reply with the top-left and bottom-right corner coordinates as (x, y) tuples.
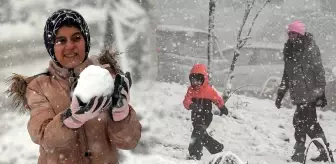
(6, 9), (141, 164)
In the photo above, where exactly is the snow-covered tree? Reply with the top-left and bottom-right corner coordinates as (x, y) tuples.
(222, 0), (271, 100)
(103, 0), (157, 83)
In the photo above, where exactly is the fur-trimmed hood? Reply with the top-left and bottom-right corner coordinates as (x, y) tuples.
(5, 49), (122, 114)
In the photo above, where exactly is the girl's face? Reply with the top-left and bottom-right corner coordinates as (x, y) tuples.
(54, 26), (86, 68)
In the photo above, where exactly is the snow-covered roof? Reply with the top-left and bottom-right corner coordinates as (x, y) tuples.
(220, 42), (283, 52)
(156, 24), (208, 34)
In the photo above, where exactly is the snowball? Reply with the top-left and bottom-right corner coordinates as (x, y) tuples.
(204, 151), (246, 164)
(73, 65), (114, 103)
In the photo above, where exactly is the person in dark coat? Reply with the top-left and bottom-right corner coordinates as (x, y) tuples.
(183, 63), (229, 160)
(275, 20), (334, 163)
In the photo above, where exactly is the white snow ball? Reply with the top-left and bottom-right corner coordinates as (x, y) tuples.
(73, 65), (114, 103)
(204, 151), (245, 164)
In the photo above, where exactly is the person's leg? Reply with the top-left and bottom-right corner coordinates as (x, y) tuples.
(188, 111), (206, 160)
(291, 104), (307, 163)
(188, 124), (204, 160)
(305, 104), (334, 162)
(202, 134), (224, 154)
(202, 114), (224, 154)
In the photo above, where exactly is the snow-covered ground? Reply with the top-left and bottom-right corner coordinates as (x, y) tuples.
(0, 67), (335, 163)
(1, 0), (336, 163)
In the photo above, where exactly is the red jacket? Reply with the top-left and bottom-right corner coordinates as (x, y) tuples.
(183, 64), (224, 110)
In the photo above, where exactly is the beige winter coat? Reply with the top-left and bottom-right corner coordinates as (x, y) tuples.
(6, 51), (141, 164)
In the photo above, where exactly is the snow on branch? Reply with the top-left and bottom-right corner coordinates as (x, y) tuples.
(236, 0), (255, 44)
(246, 0), (272, 39)
(106, 0), (150, 71)
(222, 0), (271, 101)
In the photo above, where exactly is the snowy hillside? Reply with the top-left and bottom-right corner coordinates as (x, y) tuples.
(0, 80), (335, 164)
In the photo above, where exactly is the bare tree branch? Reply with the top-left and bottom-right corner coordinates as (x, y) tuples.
(236, 0), (256, 43)
(239, 36), (252, 42)
(246, 0), (271, 38)
(240, 0), (271, 49)
(223, 1), (255, 100)
(222, 0), (271, 101)
(231, 0), (256, 72)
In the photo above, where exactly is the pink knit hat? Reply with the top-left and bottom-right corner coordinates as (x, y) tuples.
(287, 20), (305, 35)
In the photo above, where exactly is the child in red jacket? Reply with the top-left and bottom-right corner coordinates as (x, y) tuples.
(183, 63), (228, 160)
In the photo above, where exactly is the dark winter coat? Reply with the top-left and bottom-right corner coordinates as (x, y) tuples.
(278, 32), (326, 105)
(6, 51), (141, 164)
(183, 64), (224, 125)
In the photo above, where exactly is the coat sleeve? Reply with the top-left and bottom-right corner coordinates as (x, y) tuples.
(311, 44), (326, 87)
(107, 105), (141, 150)
(26, 79), (77, 150)
(278, 43), (290, 97)
(278, 64), (289, 97)
(183, 87), (193, 109)
(209, 87), (225, 109)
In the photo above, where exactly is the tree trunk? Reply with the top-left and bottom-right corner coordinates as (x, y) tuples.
(207, 0), (216, 83)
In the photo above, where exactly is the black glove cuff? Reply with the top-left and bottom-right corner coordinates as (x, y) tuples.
(125, 72), (132, 89)
(219, 105), (228, 115)
(107, 105), (114, 120)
